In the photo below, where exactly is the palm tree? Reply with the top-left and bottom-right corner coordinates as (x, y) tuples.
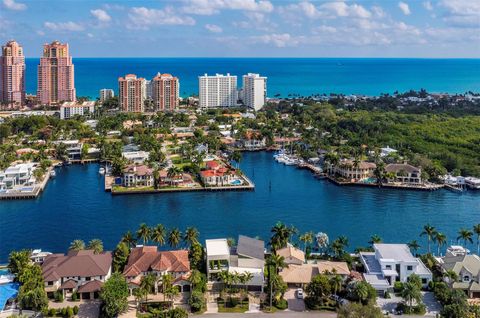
(444, 269), (459, 287)
(137, 223), (151, 245)
(161, 273), (173, 302)
(168, 228), (182, 248)
(184, 227), (199, 247)
(407, 240), (420, 255)
(242, 272), (253, 293)
(330, 274), (343, 296)
(87, 239), (103, 254)
(188, 269), (202, 291)
(401, 282), (422, 313)
(167, 166), (182, 186)
(266, 254), (287, 309)
(368, 234), (382, 247)
(299, 231), (314, 255)
(270, 222), (297, 252)
(473, 224), (480, 255)
(434, 232), (447, 256)
(420, 224), (437, 254)
(457, 228), (473, 247)
(69, 239), (85, 251)
(140, 273), (156, 300)
(121, 231), (137, 248)
(151, 224), (166, 247)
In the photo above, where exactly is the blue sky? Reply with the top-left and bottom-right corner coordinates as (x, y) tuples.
(1, 0), (479, 57)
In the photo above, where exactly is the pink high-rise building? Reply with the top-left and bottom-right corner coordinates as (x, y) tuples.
(0, 40), (25, 108)
(37, 41), (76, 105)
(152, 73), (179, 112)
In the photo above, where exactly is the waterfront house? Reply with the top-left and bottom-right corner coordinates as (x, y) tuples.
(200, 161), (238, 187)
(331, 159), (376, 181)
(122, 151), (150, 164)
(276, 245), (305, 265)
(42, 250), (112, 300)
(279, 261), (350, 288)
(123, 246), (191, 295)
(236, 130), (266, 150)
(122, 164), (153, 187)
(206, 235), (265, 291)
(384, 163), (422, 184)
(465, 177), (480, 190)
(30, 249), (52, 264)
(0, 162), (37, 189)
(360, 244), (432, 295)
(438, 246), (480, 298)
(54, 140), (83, 160)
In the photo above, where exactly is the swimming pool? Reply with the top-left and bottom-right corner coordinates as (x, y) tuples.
(230, 179), (243, 185)
(0, 282), (19, 311)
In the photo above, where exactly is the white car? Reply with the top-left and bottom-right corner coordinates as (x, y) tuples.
(296, 288), (304, 299)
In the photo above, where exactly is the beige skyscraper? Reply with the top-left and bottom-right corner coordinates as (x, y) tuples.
(118, 74), (146, 112)
(37, 41), (76, 105)
(0, 40), (25, 108)
(152, 73), (179, 112)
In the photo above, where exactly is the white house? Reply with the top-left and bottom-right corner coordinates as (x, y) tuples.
(122, 164), (153, 187)
(55, 140), (83, 160)
(0, 162), (37, 189)
(122, 151), (150, 164)
(385, 163), (422, 185)
(206, 235), (265, 291)
(360, 244), (432, 295)
(60, 101), (95, 119)
(380, 146), (397, 158)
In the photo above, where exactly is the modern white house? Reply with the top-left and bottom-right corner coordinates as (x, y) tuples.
(206, 235), (265, 291)
(360, 244), (432, 295)
(122, 164), (154, 187)
(0, 162), (37, 189)
(55, 140), (83, 160)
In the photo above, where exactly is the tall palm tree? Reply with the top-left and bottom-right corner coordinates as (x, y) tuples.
(407, 240), (420, 255)
(434, 232), (447, 256)
(444, 269), (459, 287)
(457, 228), (473, 247)
(137, 223), (151, 245)
(299, 231), (314, 255)
(401, 282), (421, 313)
(337, 236), (349, 249)
(87, 239), (104, 254)
(270, 222), (297, 252)
(420, 224), (437, 254)
(473, 224), (480, 255)
(188, 269), (202, 291)
(266, 253), (287, 309)
(161, 273), (173, 302)
(140, 273), (156, 300)
(184, 227), (199, 247)
(121, 231), (137, 248)
(167, 166), (182, 186)
(168, 228), (182, 248)
(151, 224), (166, 247)
(368, 234), (382, 247)
(69, 239), (85, 251)
(330, 274), (343, 296)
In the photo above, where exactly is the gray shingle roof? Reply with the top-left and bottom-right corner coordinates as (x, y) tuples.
(237, 235), (264, 260)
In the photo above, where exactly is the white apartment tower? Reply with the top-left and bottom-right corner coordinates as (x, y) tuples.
(99, 89), (114, 102)
(242, 73), (267, 111)
(199, 73), (237, 108)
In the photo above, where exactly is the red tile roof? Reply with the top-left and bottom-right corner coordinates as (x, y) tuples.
(123, 246), (190, 277)
(206, 161), (220, 169)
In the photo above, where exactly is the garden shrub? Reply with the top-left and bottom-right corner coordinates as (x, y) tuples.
(274, 298), (288, 310)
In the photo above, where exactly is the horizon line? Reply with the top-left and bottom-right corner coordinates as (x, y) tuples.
(22, 56), (480, 59)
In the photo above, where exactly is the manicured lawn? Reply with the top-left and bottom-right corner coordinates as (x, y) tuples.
(112, 185), (155, 192)
(217, 304), (249, 313)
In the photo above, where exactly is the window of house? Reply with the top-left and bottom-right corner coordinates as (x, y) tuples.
(86, 277), (91, 281)
(464, 276), (470, 282)
(386, 265), (392, 270)
(407, 266), (413, 271)
(422, 278), (427, 284)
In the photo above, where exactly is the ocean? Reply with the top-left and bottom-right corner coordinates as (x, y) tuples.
(24, 58), (480, 99)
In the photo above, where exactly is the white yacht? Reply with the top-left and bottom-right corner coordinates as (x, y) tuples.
(49, 170), (56, 177)
(99, 167), (106, 175)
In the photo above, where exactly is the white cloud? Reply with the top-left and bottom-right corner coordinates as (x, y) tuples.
(320, 2), (371, 18)
(423, 1), (433, 11)
(128, 7), (195, 29)
(280, 1), (371, 20)
(182, 0), (273, 15)
(205, 24), (222, 33)
(91, 9), (111, 22)
(3, 0), (26, 10)
(371, 6), (386, 18)
(398, 2), (411, 15)
(250, 33), (301, 47)
(44, 21), (85, 32)
(439, 0), (480, 27)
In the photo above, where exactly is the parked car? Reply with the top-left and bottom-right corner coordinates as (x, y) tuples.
(296, 288), (304, 299)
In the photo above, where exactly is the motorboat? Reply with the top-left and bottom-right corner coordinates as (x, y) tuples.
(99, 167), (106, 175)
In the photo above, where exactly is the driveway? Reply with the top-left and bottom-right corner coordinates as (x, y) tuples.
(284, 288), (305, 312)
(376, 292), (441, 316)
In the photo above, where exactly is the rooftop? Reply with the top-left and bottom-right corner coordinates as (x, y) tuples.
(237, 235), (264, 260)
(374, 243), (417, 263)
(206, 238), (230, 257)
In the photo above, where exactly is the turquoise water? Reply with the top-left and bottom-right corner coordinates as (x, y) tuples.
(24, 58), (480, 98)
(0, 152), (478, 262)
(0, 282), (19, 310)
